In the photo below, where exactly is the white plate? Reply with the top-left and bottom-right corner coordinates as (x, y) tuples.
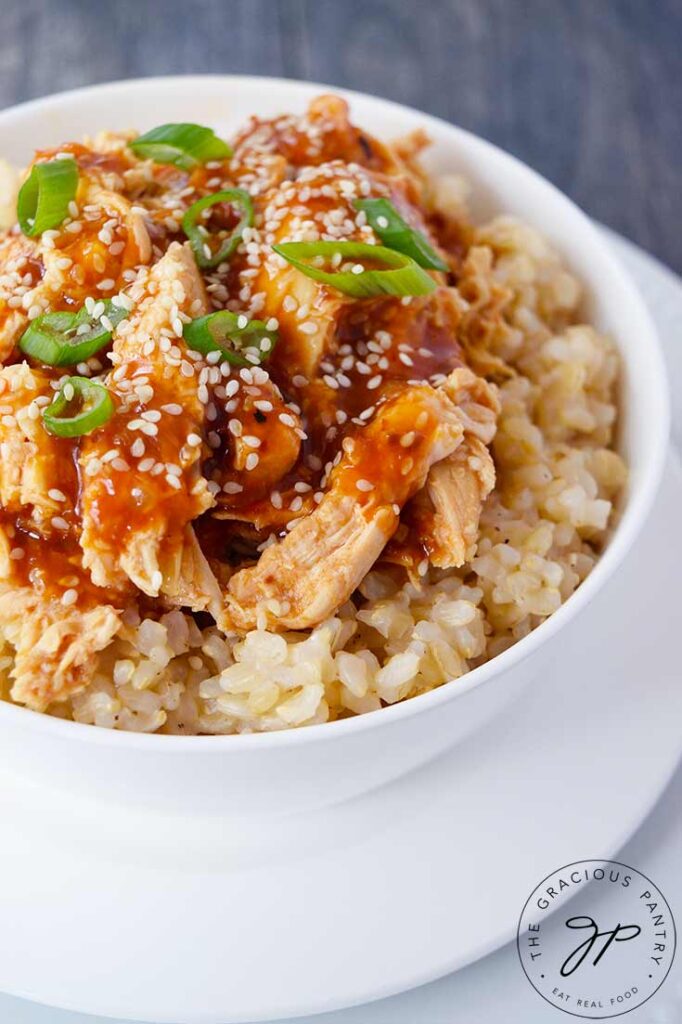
(0, 82), (679, 1022)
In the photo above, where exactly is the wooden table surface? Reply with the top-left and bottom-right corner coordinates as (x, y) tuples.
(1, 0), (679, 272)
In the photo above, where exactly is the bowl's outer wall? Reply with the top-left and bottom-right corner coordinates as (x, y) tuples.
(0, 76), (670, 816)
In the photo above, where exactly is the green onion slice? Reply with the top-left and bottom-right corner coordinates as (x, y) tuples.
(42, 377), (115, 438)
(17, 158), (79, 237)
(354, 198), (448, 271)
(129, 123), (232, 169)
(182, 189), (253, 269)
(272, 241), (437, 298)
(19, 300), (128, 367)
(183, 311), (277, 366)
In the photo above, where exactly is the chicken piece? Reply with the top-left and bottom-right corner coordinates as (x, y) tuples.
(209, 383), (302, 513)
(160, 523), (224, 622)
(392, 367), (499, 570)
(0, 233), (43, 361)
(233, 95), (399, 177)
(79, 243), (217, 605)
(249, 166), (446, 379)
(408, 438), (496, 567)
(225, 379), (468, 630)
(0, 568), (120, 712)
(251, 164), (379, 379)
(0, 363), (79, 534)
(0, 178), (152, 364)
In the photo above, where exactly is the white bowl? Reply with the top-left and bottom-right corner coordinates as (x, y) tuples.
(0, 75), (670, 818)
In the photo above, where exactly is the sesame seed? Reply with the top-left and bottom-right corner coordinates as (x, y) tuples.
(223, 481), (244, 494)
(270, 490), (283, 509)
(245, 452), (260, 471)
(61, 588), (78, 607)
(242, 435), (261, 448)
(48, 488), (68, 502)
(300, 322), (317, 336)
(141, 410), (161, 423)
(292, 374), (308, 388)
(138, 458), (155, 472)
(51, 516), (69, 531)
(228, 419), (242, 437)
(9, 548), (25, 560)
(186, 433), (202, 447)
(161, 403), (182, 415)
(166, 474), (182, 490)
(392, 503), (401, 515)
(151, 570), (163, 591)
(278, 412), (296, 427)
(367, 375), (382, 390)
(131, 438), (146, 458)
(139, 422), (159, 437)
(355, 479), (374, 492)
(400, 432), (416, 447)
(111, 458), (130, 472)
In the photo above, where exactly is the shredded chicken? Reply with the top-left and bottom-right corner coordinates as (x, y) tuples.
(0, 523), (120, 709)
(225, 377), (475, 630)
(79, 243), (217, 602)
(0, 363), (78, 533)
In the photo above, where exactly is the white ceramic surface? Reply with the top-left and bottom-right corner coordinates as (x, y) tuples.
(2, 231), (681, 1024)
(0, 75), (671, 820)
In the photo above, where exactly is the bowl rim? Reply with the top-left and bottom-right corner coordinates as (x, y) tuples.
(0, 73), (671, 752)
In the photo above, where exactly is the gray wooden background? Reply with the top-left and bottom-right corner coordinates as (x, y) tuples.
(1, 0), (679, 272)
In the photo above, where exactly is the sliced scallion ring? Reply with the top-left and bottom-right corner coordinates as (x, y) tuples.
(354, 198), (448, 271)
(182, 189), (253, 269)
(42, 377), (115, 438)
(129, 123), (232, 169)
(183, 311), (277, 366)
(272, 241), (436, 298)
(19, 300), (128, 367)
(17, 158), (79, 237)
